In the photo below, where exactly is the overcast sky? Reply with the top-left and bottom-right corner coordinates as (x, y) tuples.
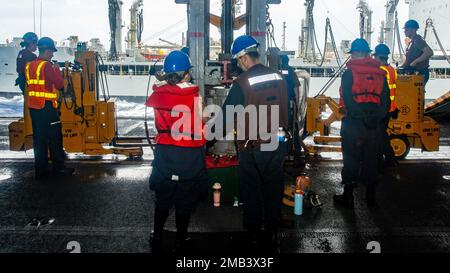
(0, 0), (410, 51)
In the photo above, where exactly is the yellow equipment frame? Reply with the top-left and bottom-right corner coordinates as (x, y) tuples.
(305, 74), (440, 159)
(9, 51), (143, 158)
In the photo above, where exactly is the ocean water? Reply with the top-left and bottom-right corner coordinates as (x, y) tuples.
(0, 96), (24, 117)
(0, 95), (154, 119)
(0, 95), (156, 138)
(0, 95), (341, 138)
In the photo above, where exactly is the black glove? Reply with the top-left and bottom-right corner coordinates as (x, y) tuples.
(206, 140), (217, 149)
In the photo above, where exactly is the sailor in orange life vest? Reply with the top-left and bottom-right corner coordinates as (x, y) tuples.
(336, 39), (390, 209)
(26, 37), (75, 180)
(146, 51), (209, 254)
(373, 44), (399, 169)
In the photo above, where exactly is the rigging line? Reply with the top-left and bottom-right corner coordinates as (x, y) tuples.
(328, 19), (342, 67)
(158, 27), (188, 43)
(391, 12), (404, 64)
(308, 1), (318, 60)
(315, 55), (351, 98)
(391, 17), (398, 62)
(266, 4), (278, 48)
(150, 24), (187, 43)
(395, 12), (405, 55)
(318, 18), (329, 67)
(141, 18), (186, 43)
(311, 15), (323, 63)
(316, 0), (358, 38)
(144, 25), (187, 44)
(427, 19), (450, 64)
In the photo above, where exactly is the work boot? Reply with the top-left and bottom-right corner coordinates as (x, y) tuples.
(333, 184), (354, 208)
(173, 234), (193, 254)
(150, 231), (163, 254)
(54, 167), (75, 177)
(173, 213), (192, 254)
(294, 158), (306, 169)
(151, 209), (169, 254)
(366, 185), (378, 208)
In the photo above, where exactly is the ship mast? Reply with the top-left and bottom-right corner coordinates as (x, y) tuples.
(300, 0), (319, 62)
(383, 0), (399, 51)
(357, 0), (373, 47)
(127, 0), (143, 50)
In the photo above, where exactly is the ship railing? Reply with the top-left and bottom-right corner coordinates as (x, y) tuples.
(430, 69), (450, 79)
(107, 70), (150, 76)
(430, 74), (450, 79)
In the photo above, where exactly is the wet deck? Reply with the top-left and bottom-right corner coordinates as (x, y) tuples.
(0, 118), (449, 253)
(0, 156), (448, 253)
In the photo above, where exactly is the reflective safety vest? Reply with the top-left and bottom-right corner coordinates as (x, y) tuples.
(347, 58), (386, 105)
(146, 81), (206, 148)
(235, 64), (289, 140)
(25, 59), (58, 109)
(380, 65), (398, 112)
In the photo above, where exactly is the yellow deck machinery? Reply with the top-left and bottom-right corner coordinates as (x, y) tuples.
(305, 74), (440, 159)
(9, 50), (143, 158)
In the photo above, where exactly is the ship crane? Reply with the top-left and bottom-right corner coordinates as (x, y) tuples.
(126, 0), (143, 50)
(299, 0), (321, 62)
(379, 0), (405, 63)
(318, 18), (342, 67)
(389, 11), (406, 63)
(382, 0), (399, 51)
(357, 0), (373, 48)
(108, 0), (123, 60)
(298, 1), (341, 67)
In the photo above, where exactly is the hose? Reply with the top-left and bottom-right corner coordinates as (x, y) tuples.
(95, 53), (111, 102)
(144, 61), (160, 152)
(314, 55), (351, 98)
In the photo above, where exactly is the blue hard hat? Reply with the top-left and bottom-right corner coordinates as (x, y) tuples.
(180, 47), (190, 56)
(21, 32), (38, 45)
(404, 19), (420, 29)
(163, 50), (192, 73)
(348, 38), (371, 53)
(374, 44), (391, 56)
(37, 37), (58, 52)
(231, 35), (260, 59)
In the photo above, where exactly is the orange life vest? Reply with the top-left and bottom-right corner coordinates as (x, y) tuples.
(146, 81), (206, 148)
(347, 58), (386, 105)
(380, 65), (398, 112)
(25, 59), (58, 109)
